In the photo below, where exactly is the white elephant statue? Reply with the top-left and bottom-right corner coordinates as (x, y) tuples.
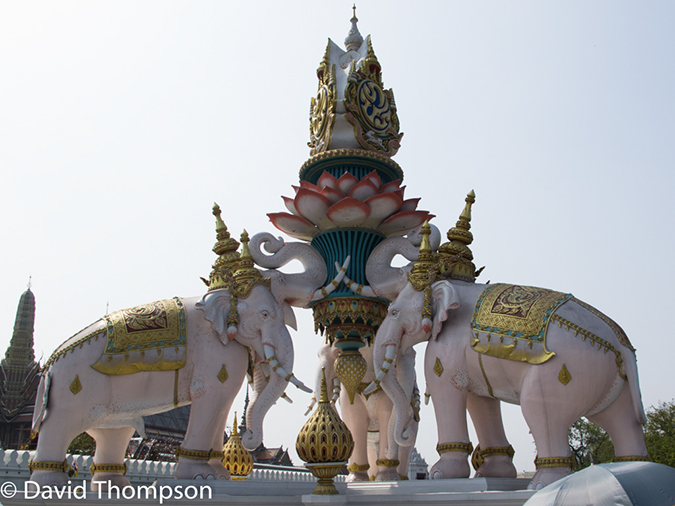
(363, 226), (649, 490)
(29, 211), (346, 490)
(305, 342), (420, 482)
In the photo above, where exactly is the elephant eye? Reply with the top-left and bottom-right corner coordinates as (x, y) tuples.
(260, 310), (270, 319)
(390, 308), (400, 317)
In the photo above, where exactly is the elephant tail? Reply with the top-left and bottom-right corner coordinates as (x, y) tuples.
(32, 370), (51, 432)
(623, 350), (647, 425)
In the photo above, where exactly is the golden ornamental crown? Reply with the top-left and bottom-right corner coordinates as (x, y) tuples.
(438, 190), (483, 283)
(206, 203), (241, 291)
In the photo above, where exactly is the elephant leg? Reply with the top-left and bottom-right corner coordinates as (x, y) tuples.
(467, 393), (516, 478)
(342, 392), (370, 483)
(366, 431), (379, 480)
(586, 385), (648, 459)
(374, 393), (399, 481)
(520, 378), (577, 490)
(175, 396), (230, 480)
(30, 420), (83, 487)
(206, 410), (231, 479)
(428, 382), (471, 479)
(396, 420), (417, 480)
(88, 427), (135, 492)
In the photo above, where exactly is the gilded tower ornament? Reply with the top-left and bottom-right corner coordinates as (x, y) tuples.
(222, 412), (254, 480)
(438, 190), (483, 282)
(296, 368), (354, 494)
(308, 43), (337, 155)
(204, 203), (240, 291)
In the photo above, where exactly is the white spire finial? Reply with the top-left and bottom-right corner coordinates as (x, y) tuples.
(344, 4), (363, 51)
(27, 276), (32, 290)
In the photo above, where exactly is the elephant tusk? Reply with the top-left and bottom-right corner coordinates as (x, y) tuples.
(281, 392), (293, 404)
(364, 345), (396, 394)
(304, 396), (317, 415)
(424, 385), (431, 405)
(264, 344), (312, 393)
(311, 256), (351, 300)
(338, 263), (378, 298)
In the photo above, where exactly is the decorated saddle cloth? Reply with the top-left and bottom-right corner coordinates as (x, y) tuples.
(90, 297), (187, 375)
(470, 284), (571, 365)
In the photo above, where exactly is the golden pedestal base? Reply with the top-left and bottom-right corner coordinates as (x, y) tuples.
(305, 462), (346, 495)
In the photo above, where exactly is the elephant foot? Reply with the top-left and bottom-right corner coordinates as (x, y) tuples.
(374, 468), (399, 482)
(175, 458), (230, 480)
(474, 456), (517, 478)
(28, 471), (69, 489)
(346, 471), (370, 483)
(528, 468), (571, 490)
(90, 473), (130, 492)
(430, 455), (471, 480)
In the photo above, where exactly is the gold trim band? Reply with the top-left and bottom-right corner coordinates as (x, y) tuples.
(28, 460), (69, 473)
(175, 447), (222, 461)
(90, 463), (127, 475)
(613, 455), (650, 462)
(534, 456), (573, 469)
(375, 459), (400, 468)
(347, 463), (370, 473)
(437, 442), (474, 455)
(480, 445), (515, 459)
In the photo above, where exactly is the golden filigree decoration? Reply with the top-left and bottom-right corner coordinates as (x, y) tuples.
(347, 463), (370, 473)
(28, 459), (69, 473)
(299, 148), (404, 181)
(217, 364), (229, 384)
(334, 350), (368, 404)
(613, 455), (651, 462)
(90, 297), (187, 376)
(552, 314), (627, 381)
(175, 447), (222, 461)
(471, 445), (515, 471)
(206, 203), (240, 291)
(312, 297), (388, 343)
(375, 459), (399, 468)
(308, 50), (337, 155)
(558, 363), (572, 385)
(69, 375), (82, 395)
(571, 297), (635, 352)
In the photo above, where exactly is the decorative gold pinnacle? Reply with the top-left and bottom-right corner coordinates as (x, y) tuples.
(230, 231), (271, 299)
(438, 190), (480, 282)
(207, 203), (240, 291)
(296, 368), (354, 495)
(407, 222), (439, 292)
(222, 412), (254, 480)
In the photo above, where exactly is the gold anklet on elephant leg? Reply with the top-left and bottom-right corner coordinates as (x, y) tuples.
(471, 444), (515, 470)
(28, 459), (69, 473)
(436, 442), (473, 456)
(613, 455), (651, 462)
(175, 447), (222, 461)
(90, 463), (127, 475)
(534, 456), (573, 469)
(347, 463), (370, 473)
(375, 459), (400, 468)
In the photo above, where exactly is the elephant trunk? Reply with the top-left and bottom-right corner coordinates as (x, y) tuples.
(248, 233), (327, 308)
(365, 238), (420, 302)
(241, 329), (296, 451)
(372, 328), (414, 448)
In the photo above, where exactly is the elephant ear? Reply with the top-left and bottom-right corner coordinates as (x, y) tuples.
(195, 289), (232, 345)
(430, 280), (460, 341)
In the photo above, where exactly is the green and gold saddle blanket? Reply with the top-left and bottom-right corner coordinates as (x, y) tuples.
(90, 297), (187, 375)
(470, 284), (571, 365)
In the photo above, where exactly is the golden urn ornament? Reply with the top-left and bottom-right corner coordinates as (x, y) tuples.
(221, 412), (254, 480)
(296, 369), (354, 494)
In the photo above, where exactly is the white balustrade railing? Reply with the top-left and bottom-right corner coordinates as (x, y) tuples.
(0, 450), (344, 485)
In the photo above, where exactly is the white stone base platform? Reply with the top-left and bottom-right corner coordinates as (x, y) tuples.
(3, 478), (536, 506)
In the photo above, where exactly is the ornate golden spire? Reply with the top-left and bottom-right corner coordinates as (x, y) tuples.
(296, 368), (354, 494)
(206, 203), (240, 291)
(222, 411), (254, 480)
(230, 231), (271, 299)
(438, 190), (481, 282)
(407, 221), (438, 292)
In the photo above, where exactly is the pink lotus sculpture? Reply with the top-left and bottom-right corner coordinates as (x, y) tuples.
(269, 170), (433, 241)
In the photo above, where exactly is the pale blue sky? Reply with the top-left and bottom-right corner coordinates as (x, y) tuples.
(1, 1), (674, 473)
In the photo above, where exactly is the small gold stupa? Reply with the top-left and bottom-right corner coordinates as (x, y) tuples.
(221, 412), (254, 480)
(296, 369), (354, 494)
